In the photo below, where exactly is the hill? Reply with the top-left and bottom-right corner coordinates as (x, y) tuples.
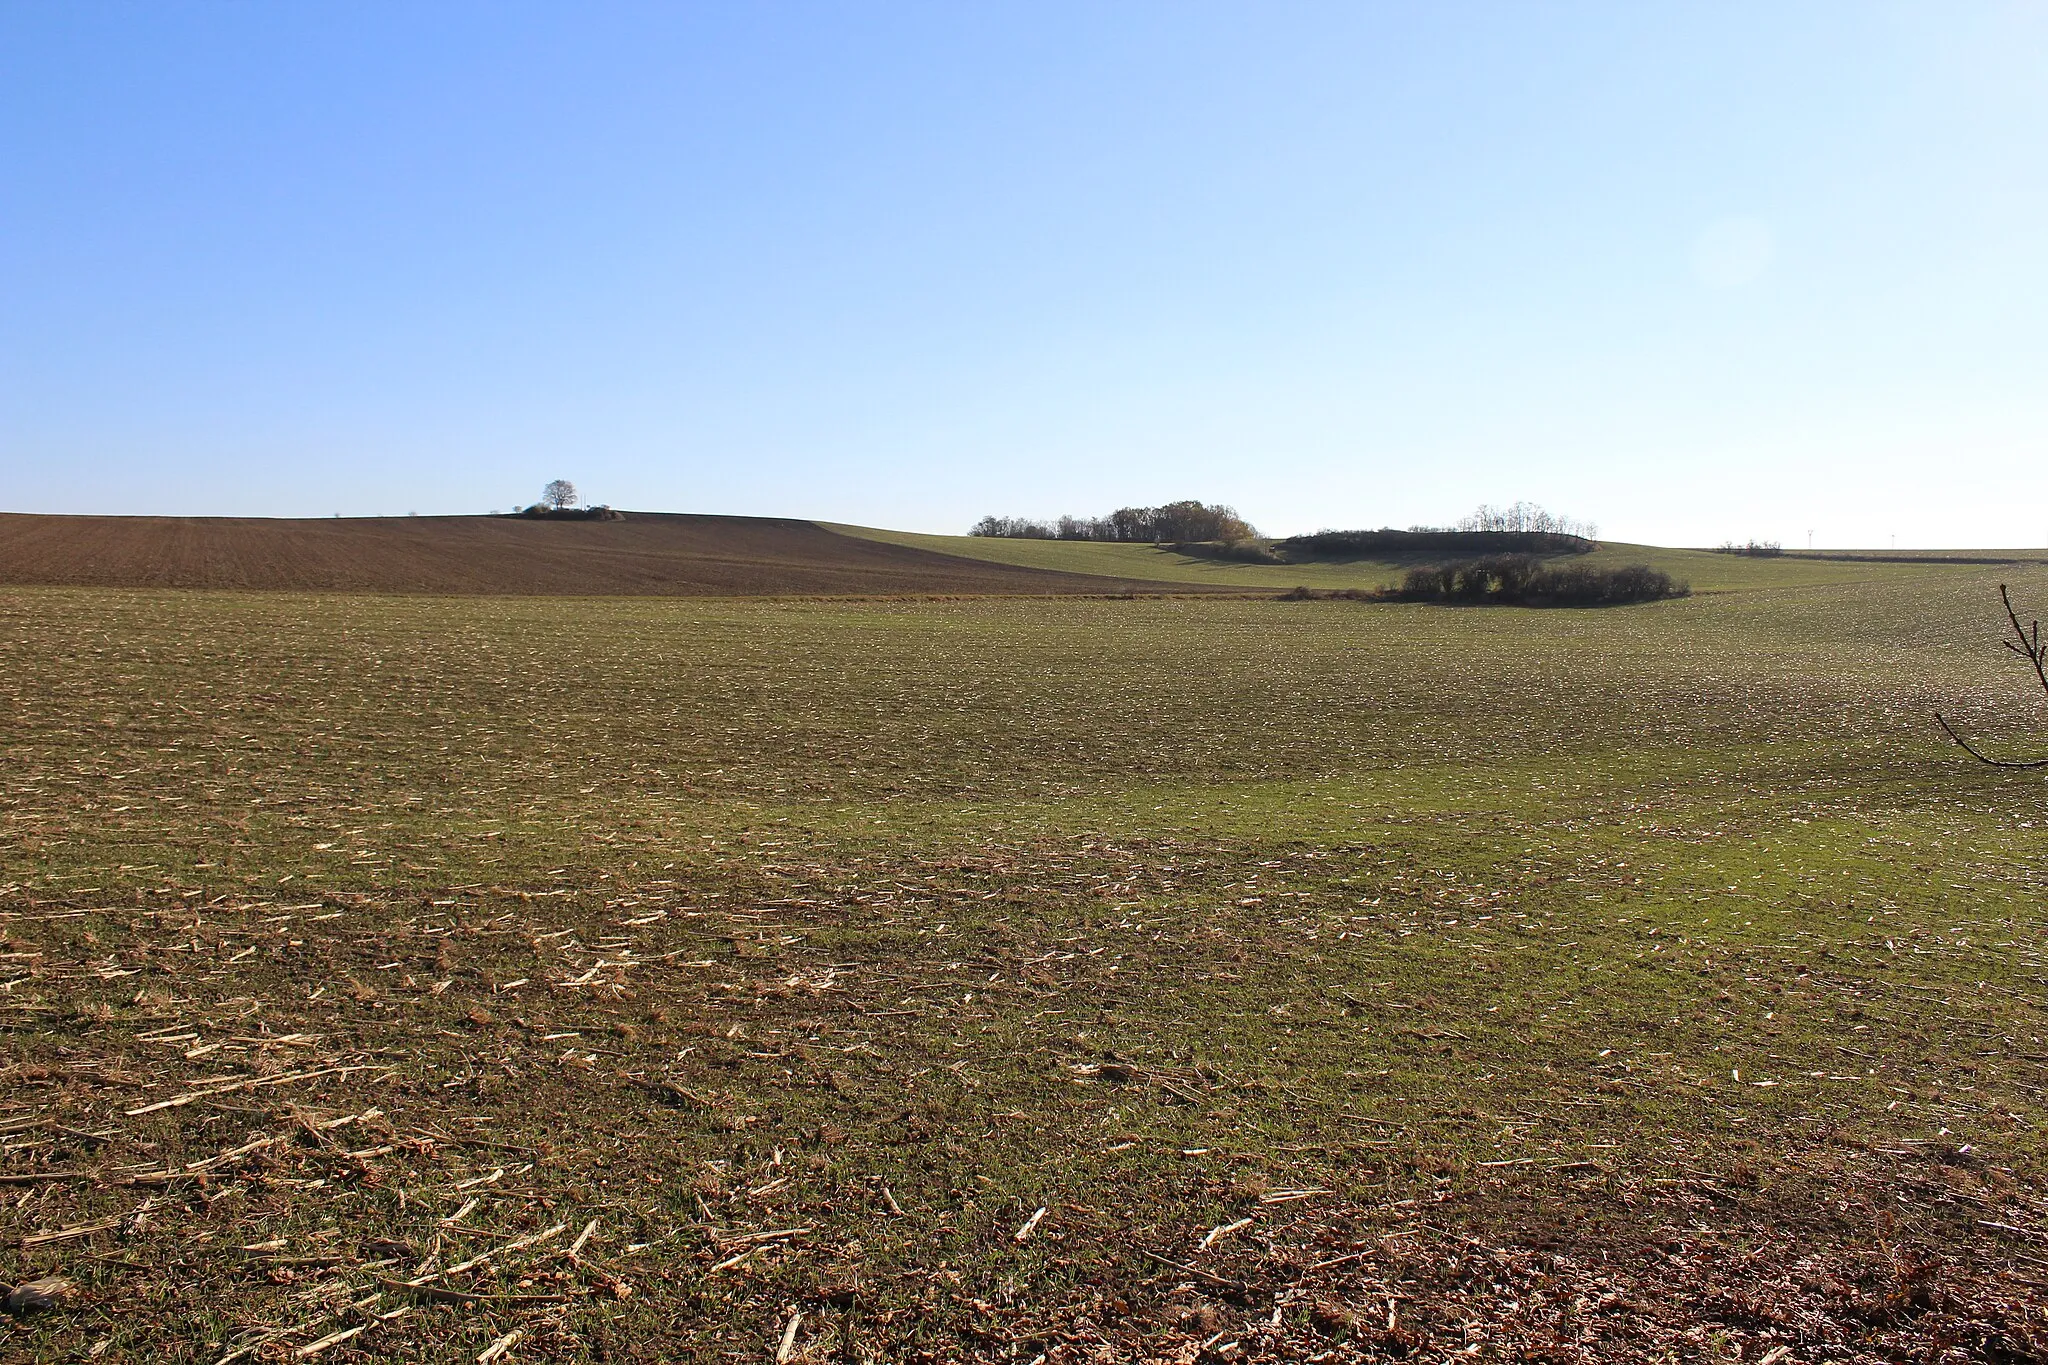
(833, 523), (2048, 593)
(0, 511), (1232, 596)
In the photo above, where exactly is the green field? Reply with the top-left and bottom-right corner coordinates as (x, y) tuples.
(6, 563), (2048, 1361)
(836, 521), (2048, 596)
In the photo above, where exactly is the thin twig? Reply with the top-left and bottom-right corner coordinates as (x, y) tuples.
(1937, 585), (2048, 767)
(1936, 713), (2048, 769)
(2002, 584), (2048, 695)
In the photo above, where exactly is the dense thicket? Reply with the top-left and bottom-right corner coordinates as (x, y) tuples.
(1385, 555), (1686, 606)
(1280, 503), (1597, 559)
(971, 500), (1255, 543)
(1280, 528), (1594, 557)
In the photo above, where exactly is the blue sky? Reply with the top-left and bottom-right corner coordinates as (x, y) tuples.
(3, 2), (2044, 546)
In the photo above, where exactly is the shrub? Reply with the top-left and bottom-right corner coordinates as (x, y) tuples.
(1382, 556), (1686, 606)
(1278, 586), (1372, 600)
(515, 504), (624, 521)
(1715, 539), (1783, 557)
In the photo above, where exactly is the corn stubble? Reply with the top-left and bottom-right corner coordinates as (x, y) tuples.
(3, 577), (2048, 1361)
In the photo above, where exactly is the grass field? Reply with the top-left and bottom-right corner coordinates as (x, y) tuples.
(834, 522), (2048, 595)
(6, 558), (2048, 1361)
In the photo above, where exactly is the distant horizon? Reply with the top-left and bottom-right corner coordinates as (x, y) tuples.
(0, 501), (2034, 555)
(5, 3), (2043, 549)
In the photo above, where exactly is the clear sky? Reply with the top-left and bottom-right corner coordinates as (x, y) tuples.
(4, 2), (2044, 546)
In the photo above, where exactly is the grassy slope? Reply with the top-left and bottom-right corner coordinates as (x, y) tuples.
(830, 522), (2043, 594)
(5, 562), (2048, 1359)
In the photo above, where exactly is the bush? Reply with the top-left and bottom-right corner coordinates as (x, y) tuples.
(1715, 539), (1783, 557)
(1381, 556), (1686, 606)
(1278, 586), (1372, 600)
(513, 504), (624, 521)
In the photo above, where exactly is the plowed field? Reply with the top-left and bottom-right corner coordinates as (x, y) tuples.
(0, 512), (1219, 596)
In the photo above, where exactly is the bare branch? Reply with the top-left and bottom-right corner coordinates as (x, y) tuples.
(1935, 712), (2048, 768)
(2001, 584), (2048, 696)
(1936, 584), (2048, 767)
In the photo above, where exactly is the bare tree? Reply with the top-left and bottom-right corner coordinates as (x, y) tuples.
(543, 479), (578, 511)
(1457, 501), (1597, 540)
(1937, 584), (2048, 768)
(969, 501), (1255, 543)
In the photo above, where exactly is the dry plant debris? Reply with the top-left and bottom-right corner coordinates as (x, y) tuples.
(2, 579), (2048, 1361)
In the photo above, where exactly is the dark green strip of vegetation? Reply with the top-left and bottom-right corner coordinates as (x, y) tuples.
(1280, 528), (1595, 557)
(1283, 555), (1686, 605)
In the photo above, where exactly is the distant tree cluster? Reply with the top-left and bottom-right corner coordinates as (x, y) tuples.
(1714, 539), (1784, 557)
(1282, 503), (1598, 558)
(1385, 555), (1686, 607)
(1283, 528), (1594, 558)
(1457, 502), (1597, 539)
(970, 500), (1256, 544)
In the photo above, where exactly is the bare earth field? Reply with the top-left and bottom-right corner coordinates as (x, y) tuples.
(0, 513), (1224, 597)
(4, 559), (2048, 1362)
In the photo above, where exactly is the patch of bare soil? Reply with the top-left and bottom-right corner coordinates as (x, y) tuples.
(0, 512), (1228, 596)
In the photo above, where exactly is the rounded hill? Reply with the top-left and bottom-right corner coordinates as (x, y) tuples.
(0, 511), (1230, 597)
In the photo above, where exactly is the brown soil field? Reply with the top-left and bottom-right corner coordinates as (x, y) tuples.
(0, 512), (1224, 596)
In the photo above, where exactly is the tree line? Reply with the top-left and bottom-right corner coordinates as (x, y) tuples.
(968, 499), (1611, 564)
(1284, 528), (1593, 557)
(1456, 501), (1597, 539)
(970, 500), (1256, 544)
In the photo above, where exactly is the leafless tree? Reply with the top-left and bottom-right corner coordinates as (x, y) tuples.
(970, 500), (1255, 543)
(1937, 584), (2048, 768)
(543, 479), (578, 511)
(1458, 501), (1597, 540)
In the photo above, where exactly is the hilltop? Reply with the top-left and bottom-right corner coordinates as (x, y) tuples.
(5, 509), (2041, 599)
(0, 511), (1230, 597)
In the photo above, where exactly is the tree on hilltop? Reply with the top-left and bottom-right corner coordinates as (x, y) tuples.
(543, 479), (578, 511)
